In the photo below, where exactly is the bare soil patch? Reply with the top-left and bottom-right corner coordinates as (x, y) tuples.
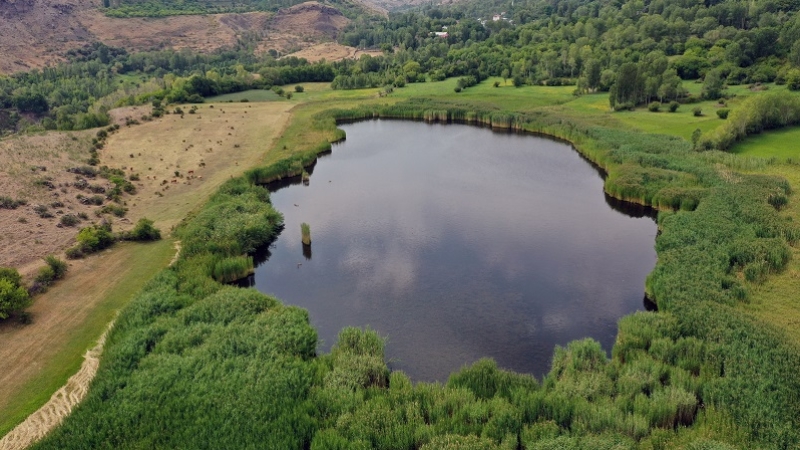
(286, 41), (383, 63)
(0, 0), (272, 73)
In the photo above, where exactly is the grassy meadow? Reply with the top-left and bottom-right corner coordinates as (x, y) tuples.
(11, 77), (800, 449)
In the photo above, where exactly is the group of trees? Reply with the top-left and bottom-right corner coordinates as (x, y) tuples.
(329, 0), (800, 106)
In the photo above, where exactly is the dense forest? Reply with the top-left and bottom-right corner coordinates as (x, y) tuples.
(3, 0), (800, 447)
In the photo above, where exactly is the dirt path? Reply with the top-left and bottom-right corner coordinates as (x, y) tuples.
(0, 324), (111, 450)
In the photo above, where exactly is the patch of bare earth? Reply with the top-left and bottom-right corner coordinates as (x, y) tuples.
(0, 0), (273, 73)
(258, 1), (351, 56)
(0, 0), (388, 74)
(286, 41), (383, 63)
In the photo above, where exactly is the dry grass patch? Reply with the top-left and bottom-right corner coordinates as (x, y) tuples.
(103, 101), (293, 233)
(0, 130), (113, 272)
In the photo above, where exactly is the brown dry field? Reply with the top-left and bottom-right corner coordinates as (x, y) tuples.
(286, 41), (383, 63)
(104, 101), (293, 232)
(0, 130), (113, 276)
(0, 100), (293, 439)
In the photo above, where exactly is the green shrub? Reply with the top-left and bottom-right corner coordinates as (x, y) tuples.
(35, 265), (56, 286)
(692, 107), (702, 117)
(0, 267), (29, 320)
(301, 222), (311, 245)
(668, 101), (680, 112)
(648, 101), (661, 112)
(44, 255), (68, 280)
(123, 218), (161, 241)
(295, 85), (304, 93)
(76, 223), (115, 253)
(716, 108), (729, 119)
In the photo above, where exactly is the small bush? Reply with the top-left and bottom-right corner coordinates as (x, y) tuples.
(44, 255), (68, 280)
(0, 196), (25, 209)
(0, 267), (30, 319)
(35, 265), (56, 286)
(668, 101), (680, 112)
(493, 81), (501, 88)
(716, 108), (729, 119)
(33, 205), (53, 218)
(294, 85), (304, 93)
(123, 218), (161, 241)
(65, 246), (84, 259)
(614, 102), (634, 111)
(454, 86), (462, 93)
(59, 214), (80, 227)
(301, 223), (311, 245)
(648, 101), (661, 112)
(692, 107), (702, 117)
(97, 204), (127, 217)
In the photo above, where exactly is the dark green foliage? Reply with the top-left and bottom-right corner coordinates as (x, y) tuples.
(210, 255), (253, 283)
(693, 107), (703, 117)
(122, 218), (162, 241)
(716, 108), (730, 119)
(648, 102), (660, 112)
(668, 102), (680, 113)
(0, 267), (29, 320)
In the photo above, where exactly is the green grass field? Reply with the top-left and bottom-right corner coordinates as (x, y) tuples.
(731, 126), (800, 160)
(206, 89), (283, 102)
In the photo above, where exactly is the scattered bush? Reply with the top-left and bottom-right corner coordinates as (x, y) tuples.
(716, 108), (730, 119)
(33, 204), (53, 218)
(0, 196), (26, 209)
(0, 267), (29, 320)
(692, 107), (702, 117)
(294, 85), (304, 93)
(648, 101), (661, 112)
(668, 101), (680, 113)
(59, 214), (81, 227)
(97, 204), (127, 217)
(122, 218), (161, 241)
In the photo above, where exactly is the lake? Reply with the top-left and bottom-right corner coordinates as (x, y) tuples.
(244, 120), (658, 382)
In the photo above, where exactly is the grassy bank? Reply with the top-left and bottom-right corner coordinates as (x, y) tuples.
(0, 240), (174, 437)
(30, 80), (800, 449)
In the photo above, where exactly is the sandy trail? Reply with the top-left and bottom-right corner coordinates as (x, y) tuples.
(0, 324), (110, 450)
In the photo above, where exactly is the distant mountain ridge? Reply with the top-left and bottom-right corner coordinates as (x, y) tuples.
(0, 0), (419, 73)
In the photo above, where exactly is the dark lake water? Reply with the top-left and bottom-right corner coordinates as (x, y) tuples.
(245, 120), (657, 382)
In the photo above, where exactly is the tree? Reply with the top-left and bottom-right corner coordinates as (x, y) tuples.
(787, 69), (800, 91)
(702, 69), (725, 100)
(583, 59), (602, 91)
(609, 63), (641, 108)
(501, 69), (510, 85)
(0, 267), (29, 319)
